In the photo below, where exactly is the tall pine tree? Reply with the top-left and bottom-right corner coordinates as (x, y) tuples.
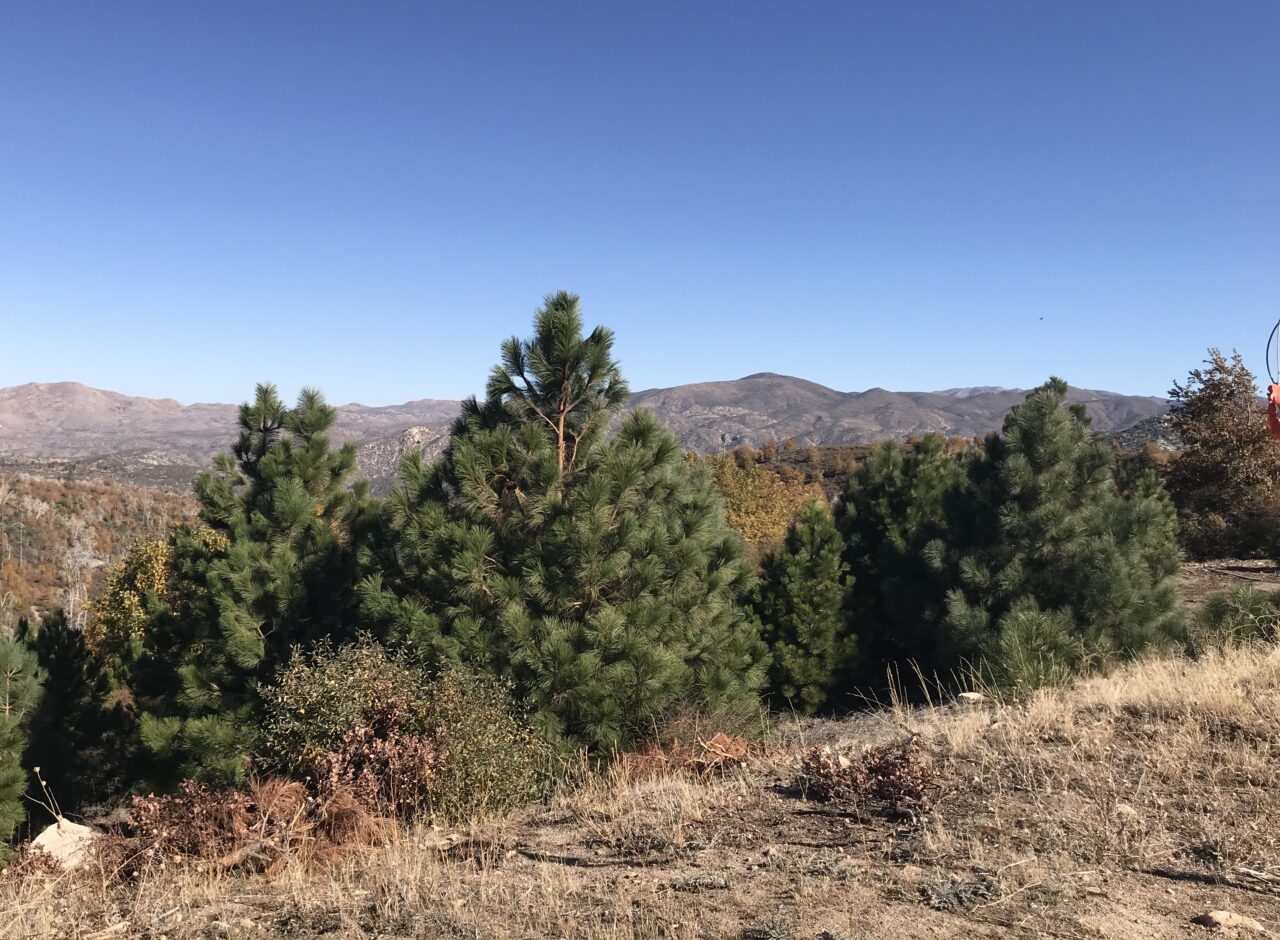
(753, 499), (855, 713)
(945, 379), (1183, 681)
(137, 385), (372, 785)
(363, 293), (767, 750)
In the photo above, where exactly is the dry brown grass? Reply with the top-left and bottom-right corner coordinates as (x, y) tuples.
(3, 645), (1279, 938)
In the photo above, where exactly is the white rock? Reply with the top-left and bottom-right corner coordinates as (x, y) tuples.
(957, 691), (987, 706)
(30, 817), (98, 870)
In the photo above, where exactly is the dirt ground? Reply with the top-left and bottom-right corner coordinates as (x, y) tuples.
(1179, 559), (1280, 607)
(2, 569), (1278, 939)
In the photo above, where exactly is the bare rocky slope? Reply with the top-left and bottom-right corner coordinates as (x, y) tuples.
(0, 377), (1168, 490)
(625, 372), (1167, 454)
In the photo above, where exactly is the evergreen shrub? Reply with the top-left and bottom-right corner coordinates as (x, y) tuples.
(1188, 585), (1280, 655)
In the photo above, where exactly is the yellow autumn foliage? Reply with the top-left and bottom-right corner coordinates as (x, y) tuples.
(87, 525), (229, 656)
(697, 454), (825, 551)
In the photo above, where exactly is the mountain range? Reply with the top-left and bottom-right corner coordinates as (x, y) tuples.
(0, 377), (1169, 491)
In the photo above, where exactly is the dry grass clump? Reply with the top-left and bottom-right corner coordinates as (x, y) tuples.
(614, 731), (754, 782)
(918, 644), (1280, 876)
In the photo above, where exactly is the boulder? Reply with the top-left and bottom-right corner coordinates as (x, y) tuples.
(30, 817), (98, 870)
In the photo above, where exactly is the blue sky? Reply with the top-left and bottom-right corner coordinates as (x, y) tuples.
(2, 2), (1277, 404)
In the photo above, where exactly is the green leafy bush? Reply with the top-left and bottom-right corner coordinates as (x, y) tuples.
(1188, 585), (1280, 655)
(259, 641), (547, 821)
(418, 669), (551, 822)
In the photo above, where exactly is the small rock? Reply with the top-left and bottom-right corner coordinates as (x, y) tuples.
(30, 817), (98, 870)
(957, 691), (986, 706)
(1192, 910), (1266, 933)
(204, 922), (231, 940)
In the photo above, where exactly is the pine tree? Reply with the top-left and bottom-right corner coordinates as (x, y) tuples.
(137, 385), (372, 785)
(363, 293), (767, 750)
(484, 290), (629, 475)
(1166, 349), (1280, 557)
(0, 636), (42, 857)
(753, 499), (855, 713)
(945, 379), (1183, 681)
(17, 612), (135, 817)
(836, 435), (974, 683)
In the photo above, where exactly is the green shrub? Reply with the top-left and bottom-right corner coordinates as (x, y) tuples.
(1188, 585), (1280, 655)
(417, 669), (550, 822)
(259, 641), (547, 821)
(259, 641), (428, 779)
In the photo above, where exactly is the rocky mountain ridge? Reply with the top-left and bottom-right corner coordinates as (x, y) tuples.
(0, 376), (1169, 490)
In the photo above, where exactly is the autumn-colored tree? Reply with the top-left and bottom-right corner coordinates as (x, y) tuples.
(89, 525), (229, 685)
(88, 538), (172, 659)
(699, 454), (825, 554)
(1166, 349), (1280, 557)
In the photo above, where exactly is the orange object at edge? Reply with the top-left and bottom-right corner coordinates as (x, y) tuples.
(1268, 385), (1280, 440)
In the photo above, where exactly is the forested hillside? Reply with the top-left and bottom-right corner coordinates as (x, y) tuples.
(0, 475), (194, 628)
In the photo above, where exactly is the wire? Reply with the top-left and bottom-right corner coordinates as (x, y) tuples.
(1267, 320), (1280, 386)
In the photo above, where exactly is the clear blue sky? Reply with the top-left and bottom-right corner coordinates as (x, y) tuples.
(2, 2), (1277, 405)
